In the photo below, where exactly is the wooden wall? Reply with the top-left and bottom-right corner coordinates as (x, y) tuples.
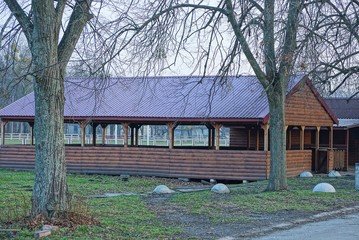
(0, 145), (268, 181)
(285, 82), (333, 127)
(349, 128), (359, 165)
(229, 127), (264, 150)
(266, 150), (312, 178)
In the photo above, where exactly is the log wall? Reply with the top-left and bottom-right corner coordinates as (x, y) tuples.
(266, 150), (312, 178)
(285, 82), (333, 127)
(0, 145), (268, 181)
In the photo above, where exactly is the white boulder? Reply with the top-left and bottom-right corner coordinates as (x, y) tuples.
(313, 183), (336, 193)
(299, 171), (313, 178)
(153, 185), (175, 194)
(211, 183), (230, 194)
(328, 170), (341, 177)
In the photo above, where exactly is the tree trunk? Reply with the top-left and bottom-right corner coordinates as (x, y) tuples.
(267, 82), (288, 191)
(31, 72), (68, 218)
(30, 3), (68, 218)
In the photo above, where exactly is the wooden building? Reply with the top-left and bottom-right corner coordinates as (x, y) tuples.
(0, 75), (340, 180)
(325, 98), (359, 168)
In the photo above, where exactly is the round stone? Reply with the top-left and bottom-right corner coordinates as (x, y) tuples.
(211, 183), (230, 194)
(328, 170), (341, 177)
(313, 183), (336, 193)
(299, 171), (313, 178)
(153, 185), (175, 194)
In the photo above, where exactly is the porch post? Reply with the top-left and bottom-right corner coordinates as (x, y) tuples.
(29, 122), (34, 145)
(300, 126), (305, 150)
(130, 126), (135, 146)
(122, 123), (129, 148)
(207, 125), (212, 149)
(247, 127), (251, 150)
(80, 122), (87, 147)
(346, 129), (349, 171)
(329, 126), (333, 149)
(285, 126), (288, 150)
(287, 126), (292, 150)
(101, 124), (108, 145)
(211, 128), (216, 149)
(135, 125), (140, 146)
(1, 120), (7, 145)
(256, 127), (260, 151)
(212, 123), (222, 150)
(167, 123), (176, 149)
(315, 126), (320, 171)
(262, 123), (269, 151)
(92, 123), (98, 146)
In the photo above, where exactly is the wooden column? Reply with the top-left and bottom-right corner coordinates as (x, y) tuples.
(315, 126), (320, 172)
(247, 127), (251, 150)
(212, 124), (222, 150)
(135, 126), (140, 146)
(211, 128), (215, 149)
(262, 123), (269, 151)
(130, 126), (135, 146)
(285, 126), (288, 150)
(101, 124), (108, 145)
(256, 128), (260, 151)
(92, 123), (98, 146)
(329, 126), (333, 149)
(345, 129), (349, 171)
(1, 120), (7, 145)
(167, 123), (176, 149)
(80, 122), (87, 147)
(207, 125), (213, 149)
(29, 122), (34, 145)
(122, 123), (129, 148)
(300, 126), (305, 150)
(288, 127), (292, 150)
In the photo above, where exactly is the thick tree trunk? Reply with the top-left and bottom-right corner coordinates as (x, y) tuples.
(267, 83), (288, 191)
(30, 2), (68, 218)
(31, 72), (68, 218)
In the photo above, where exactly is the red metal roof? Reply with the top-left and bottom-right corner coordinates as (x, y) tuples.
(0, 75), (306, 123)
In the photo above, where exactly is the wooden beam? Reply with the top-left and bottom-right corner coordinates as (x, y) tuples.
(135, 126), (140, 146)
(314, 126), (320, 172)
(1, 120), (7, 145)
(247, 127), (251, 150)
(288, 127), (292, 150)
(256, 127), (260, 151)
(92, 123), (98, 146)
(329, 126), (333, 149)
(262, 124), (269, 151)
(100, 124), (108, 145)
(211, 123), (222, 150)
(122, 123), (129, 148)
(29, 122), (34, 145)
(300, 126), (305, 150)
(167, 123), (176, 149)
(346, 129), (349, 171)
(80, 122), (87, 147)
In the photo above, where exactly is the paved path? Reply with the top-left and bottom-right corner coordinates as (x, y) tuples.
(253, 212), (359, 240)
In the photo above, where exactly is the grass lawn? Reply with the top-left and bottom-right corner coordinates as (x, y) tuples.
(1, 169), (359, 239)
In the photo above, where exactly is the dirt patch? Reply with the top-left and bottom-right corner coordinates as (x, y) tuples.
(146, 194), (321, 239)
(144, 175), (359, 239)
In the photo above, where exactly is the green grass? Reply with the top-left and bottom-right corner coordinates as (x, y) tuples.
(1, 169), (359, 239)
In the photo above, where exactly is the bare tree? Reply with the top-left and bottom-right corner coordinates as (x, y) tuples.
(299, 0), (359, 99)
(1, 0), (94, 219)
(102, 0), (332, 190)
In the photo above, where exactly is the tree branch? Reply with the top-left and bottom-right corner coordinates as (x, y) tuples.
(224, 0), (267, 87)
(3, 0), (33, 44)
(58, 0), (93, 64)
